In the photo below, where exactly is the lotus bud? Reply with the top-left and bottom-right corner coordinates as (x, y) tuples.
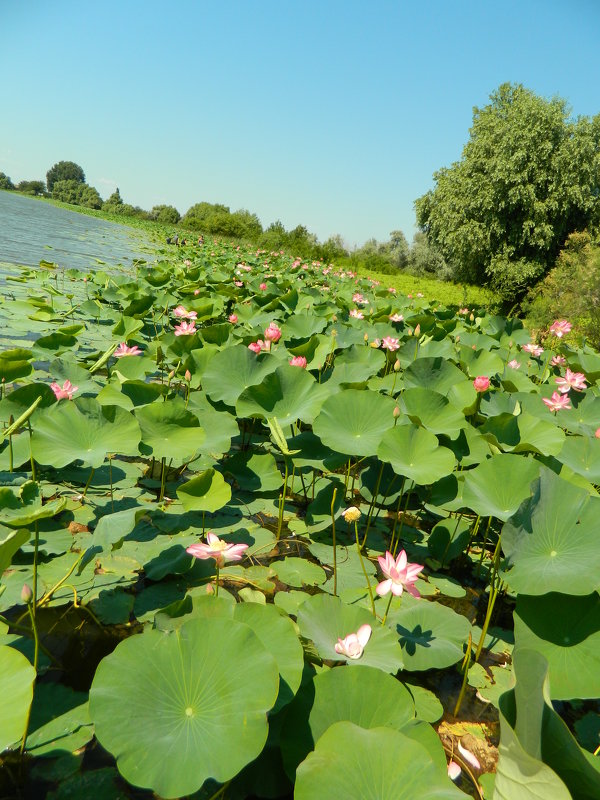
(394, 359), (401, 372)
(342, 506), (361, 523)
(595, 428), (600, 439)
(185, 370), (191, 382)
(364, 333), (369, 341)
(407, 327), (413, 336)
(332, 314), (337, 322)
(469, 313), (475, 322)
(21, 583), (33, 604)
(168, 370), (175, 380)
(393, 406), (400, 418)
(414, 324), (421, 337)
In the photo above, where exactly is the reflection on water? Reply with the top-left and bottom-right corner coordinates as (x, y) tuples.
(0, 190), (154, 274)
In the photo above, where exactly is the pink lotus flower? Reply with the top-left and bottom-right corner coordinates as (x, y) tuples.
(473, 376), (490, 392)
(50, 380), (78, 401)
(389, 313), (404, 322)
(289, 356), (307, 368)
(234, 280), (243, 287)
(507, 359), (521, 369)
(174, 320), (197, 336)
(228, 314), (238, 323)
(183, 259), (192, 267)
(186, 532), (249, 568)
(194, 289), (200, 295)
(458, 307), (469, 315)
(264, 322), (282, 343)
(543, 391), (572, 412)
(416, 292), (424, 298)
(447, 761), (461, 781)
(595, 428), (600, 439)
(381, 336), (400, 351)
(334, 624), (371, 659)
(114, 342), (142, 358)
(376, 550), (424, 598)
(248, 340), (266, 353)
(555, 368), (587, 393)
(388, 287), (397, 294)
(349, 309), (364, 319)
(352, 292), (367, 304)
(549, 319), (572, 338)
(259, 282), (267, 290)
(523, 343), (544, 357)
(173, 305), (197, 319)
(550, 355), (566, 367)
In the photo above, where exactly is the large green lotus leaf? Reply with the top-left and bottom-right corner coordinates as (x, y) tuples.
(281, 665), (415, 778)
(0, 348), (33, 382)
(327, 344), (386, 386)
(0, 382), (55, 425)
(0, 481), (66, 528)
(295, 722), (463, 800)
(502, 469), (600, 595)
(514, 593), (600, 700)
(225, 451), (283, 492)
(176, 468), (231, 513)
(460, 454), (539, 521)
(403, 357), (466, 394)
(236, 364), (328, 426)
(559, 393), (600, 435)
(557, 434), (600, 483)
(272, 557), (326, 588)
(388, 600), (471, 671)
(134, 398), (205, 461)
(89, 617), (279, 799)
(482, 413), (565, 457)
(31, 399), (141, 469)
(297, 594), (403, 672)
(461, 348), (504, 378)
(313, 390), (397, 458)
(202, 344), (280, 406)
(0, 527), (30, 574)
(378, 424), (456, 485)
(400, 387), (466, 438)
(495, 649), (599, 800)
(0, 644), (35, 752)
(283, 314), (327, 340)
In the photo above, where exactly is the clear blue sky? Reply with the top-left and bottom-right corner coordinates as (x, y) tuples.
(2, 0), (600, 248)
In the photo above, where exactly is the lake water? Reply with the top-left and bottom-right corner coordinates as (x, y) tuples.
(0, 190), (154, 273)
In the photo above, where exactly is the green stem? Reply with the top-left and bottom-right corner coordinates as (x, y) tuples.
(474, 537), (503, 662)
(331, 487), (338, 596)
(159, 457), (166, 502)
(354, 521), (375, 617)
(20, 602), (39, 756)
(361, 462), (384, 547)
(391, 484), (411, 557)
(109, 456), (114, 512)
(215, 562), (220, 598)
(276, 458), (289, 541)
(453, 632), (473, 718)
(83, 467), (95, 496)
(475, 516), (493, 579)
(381, 590), (394, 626)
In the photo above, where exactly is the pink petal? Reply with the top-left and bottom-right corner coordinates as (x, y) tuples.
(356, 624), (372, 647)
(376, 579), (392, 597)
(457, 742), (481, 771)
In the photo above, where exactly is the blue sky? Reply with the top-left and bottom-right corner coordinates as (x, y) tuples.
(2, 0), (600, 247)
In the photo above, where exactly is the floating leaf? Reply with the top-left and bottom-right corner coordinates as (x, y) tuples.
(0, 644), (35, 752)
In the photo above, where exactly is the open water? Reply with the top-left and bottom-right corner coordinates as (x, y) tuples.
(0, 190), (153, 273)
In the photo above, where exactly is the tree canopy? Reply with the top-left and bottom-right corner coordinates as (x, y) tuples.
(46, 161), (85, 192)
(415, 83), (600, 299)
(0, 172), (14, 190)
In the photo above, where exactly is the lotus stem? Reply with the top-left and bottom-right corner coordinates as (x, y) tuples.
(474, 537), (503, 662)
(159, 457), (166, 502)
(19, 600), (39, 757)
(344, 458), (351, 500)
(361, 462), (384, 547)
(330, 487), (338, 596)
(453, 631), (473, 716)
(354, 521), (375, 616)
(83, 467), (95, 496)
(215, 562), (220, 598)
(440, 513), (464, 568)
(391, 482), (411, 557)
(109, 456), (114, 512)
(276, 458), (289, 541)
(381, 590), (394, 626)
(8, 432), (13, 473)
(28, 420), (36, 482)
(475, 516), (493, 578)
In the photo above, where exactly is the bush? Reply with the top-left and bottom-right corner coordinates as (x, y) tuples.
(151, 204), (180, 224)
(523, 231), (600, 346)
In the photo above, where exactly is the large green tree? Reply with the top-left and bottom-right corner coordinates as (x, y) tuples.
(46, 161), (85, 192)
(415, 83), (600, 299)
(0, 172), (14, 190)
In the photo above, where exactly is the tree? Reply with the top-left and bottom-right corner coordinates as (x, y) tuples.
(181, 202), (230, 230)
(79, 185), (103, 209)
(46, 161), (85, 192)
(0, 172), (14, 190)
(415, 83), (600, 299)
(52, 179), (84, 204)
(17, 180), (45, 195)
(150, 204), (180, 224)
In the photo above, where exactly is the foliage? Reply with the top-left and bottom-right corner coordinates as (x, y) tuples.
(416, 83), (600, 300)
(0, 172), (14, 190)
(523, 231), (600, 347)
(16, 180), (45, 195)
(150, 203), (180, 224)
(46, 161), (85, 192)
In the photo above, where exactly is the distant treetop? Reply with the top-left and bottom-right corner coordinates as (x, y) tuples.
(46, 161), (85, 192)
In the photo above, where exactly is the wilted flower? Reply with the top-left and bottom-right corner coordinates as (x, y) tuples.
(350, 309), (364, 319)
(523, 343), (543, 357)
(264, 322), (282, 342)
(334, 624), (371, 659)
(457, 742), (481, 771)
(473, 376), (490, 392)
(550, 355), (566, 367)
(114, 342), (142, 358)
(186, 532), (249, 568)
(458, 307), (469, 315)
(543, 391), (572, 412)
(342, 506), (361, 523)
(174, 320), (197, 336)
(555, 368), (587, 394)
(289, 356), (307, 368)
(173, 305), (197, 319)
(549, 319), (572, 338)
(51, 380), (78, 401)
(370, 338), (381, 348)
(376, 550), (424, 598)
(228, 314), (238, 323)
(381, 336), (400, 351)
